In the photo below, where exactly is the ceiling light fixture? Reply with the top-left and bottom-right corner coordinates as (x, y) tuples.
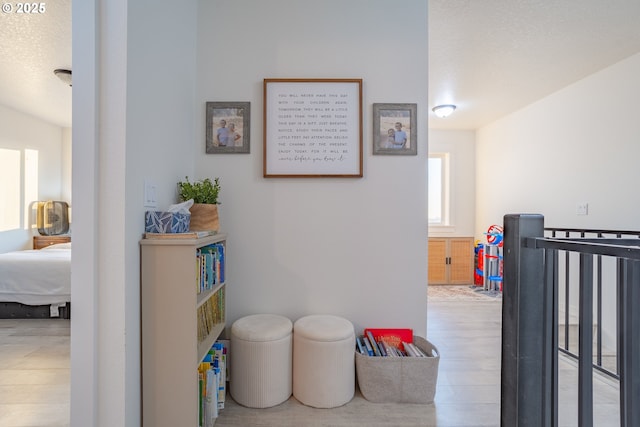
(432, 104), (456, 118)
(54, 69), (72, 87)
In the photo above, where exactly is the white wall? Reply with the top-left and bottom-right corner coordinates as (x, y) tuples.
(476, 53), (640, 234)
(196, 0), (429, 336)
(476, 52), (640, 354)
(72, 1), (426, 424)
(71, 0), (199, 425)
(0, 104), (66, 252)
(428, 129), (476, 238)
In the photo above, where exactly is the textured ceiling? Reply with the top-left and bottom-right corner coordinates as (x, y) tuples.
(428, 0), (640, 130)
(1, 1), (639, 131)
(0, 0), (71, 127)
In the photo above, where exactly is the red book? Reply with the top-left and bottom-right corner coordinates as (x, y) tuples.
(364, 328), (413, 351)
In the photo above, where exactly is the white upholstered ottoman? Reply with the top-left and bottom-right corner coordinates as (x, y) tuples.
(230, 314), (293, 408)
(293, 314), (355, 408)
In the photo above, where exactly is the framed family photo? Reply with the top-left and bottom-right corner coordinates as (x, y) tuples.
(206, 102), (251, 154)
(372, 103), (417, 155)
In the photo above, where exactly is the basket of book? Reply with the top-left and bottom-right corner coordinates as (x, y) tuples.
(355, 329), (439, 404)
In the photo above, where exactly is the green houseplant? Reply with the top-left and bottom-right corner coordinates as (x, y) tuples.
(177, 177), (221, 204)
(177, 177), (221, 232)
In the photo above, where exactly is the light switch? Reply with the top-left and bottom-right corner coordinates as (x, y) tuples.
(144, 180), (158, 208)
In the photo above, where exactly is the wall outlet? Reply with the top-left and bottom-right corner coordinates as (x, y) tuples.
(576, 203), (588, 215)
(144, 180), (158, 208)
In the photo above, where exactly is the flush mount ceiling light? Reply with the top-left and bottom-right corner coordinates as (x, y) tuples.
(432, 104), (456, 118)
(53, 69), (72, 87)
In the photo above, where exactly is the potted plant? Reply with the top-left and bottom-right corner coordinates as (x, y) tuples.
(177, 176), (221, 232)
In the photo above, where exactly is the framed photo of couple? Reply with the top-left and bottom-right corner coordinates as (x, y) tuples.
(372, 103), (417, 156)
(206, 101), (251, 154)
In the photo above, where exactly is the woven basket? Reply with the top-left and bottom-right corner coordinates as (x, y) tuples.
(189, 203), (219, 232)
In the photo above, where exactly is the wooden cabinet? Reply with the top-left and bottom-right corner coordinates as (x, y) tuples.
(140, 233), (227, 427)
(428, 237), (474, 285)
(33, 235), (71, 250)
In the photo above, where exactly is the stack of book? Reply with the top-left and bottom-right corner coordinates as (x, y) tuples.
(196, 287), (225, 343)
(196, 243), (225, 294)
(198, 340), (228, 427)
(356, 328), (429, 357)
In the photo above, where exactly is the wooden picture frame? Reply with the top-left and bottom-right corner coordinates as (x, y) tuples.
(263, 78), (363, 178)
(372, 103), (417, 156)
(206, 102), (250, 154)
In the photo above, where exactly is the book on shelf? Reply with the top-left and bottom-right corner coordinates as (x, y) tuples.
(196, 287), (225, 343)
(198, 340), (228, 426)
(198, 371), (203, 427)
(217, 339), (231, 382)
(144, 230), (216, 239)
(212, 341), (227, 409)
(207, 368), (219, 422)
(196, 254), (201, 293)
(198, 361), (218, 427)
(196, 242), (226, 294)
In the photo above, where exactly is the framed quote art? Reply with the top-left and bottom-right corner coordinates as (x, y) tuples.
(263, 78), (363, 178)
(206, 101), (251, 154)
(372, 103), (417, 156)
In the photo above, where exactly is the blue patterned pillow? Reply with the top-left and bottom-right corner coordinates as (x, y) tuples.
(145, 211), (191, 233)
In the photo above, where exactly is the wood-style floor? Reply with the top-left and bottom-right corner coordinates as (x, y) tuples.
(0, 318), (70, 427)
(0, 290), (620, 426)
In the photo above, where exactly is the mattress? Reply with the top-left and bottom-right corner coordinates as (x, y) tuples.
(0, 242), (71, 306)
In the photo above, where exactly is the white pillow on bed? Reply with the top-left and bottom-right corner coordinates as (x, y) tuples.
(41, 242), (72, 250)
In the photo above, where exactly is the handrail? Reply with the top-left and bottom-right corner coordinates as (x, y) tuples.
(542, 229), (640, 382)
(530, 237), (640, 259)
(545, 227), (640, 237)
(501, 215), (640, 427)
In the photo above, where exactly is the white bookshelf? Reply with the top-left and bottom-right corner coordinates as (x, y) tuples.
(140, 233), (227, 427)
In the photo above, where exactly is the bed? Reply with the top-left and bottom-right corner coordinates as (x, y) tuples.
(0, 242), (71, 318)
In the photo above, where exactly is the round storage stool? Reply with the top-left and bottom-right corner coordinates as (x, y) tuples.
(230, 314), (293, 408)
(293, 314), (355, 408)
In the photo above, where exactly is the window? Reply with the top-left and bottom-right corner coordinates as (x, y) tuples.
(428, 153), (449, 225)
(0, 148), (21, 231)
(24, 149), (38, 229)
(0, 148), (38, 232)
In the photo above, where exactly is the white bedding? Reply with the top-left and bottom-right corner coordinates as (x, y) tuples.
(0, 243), (71, 306)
